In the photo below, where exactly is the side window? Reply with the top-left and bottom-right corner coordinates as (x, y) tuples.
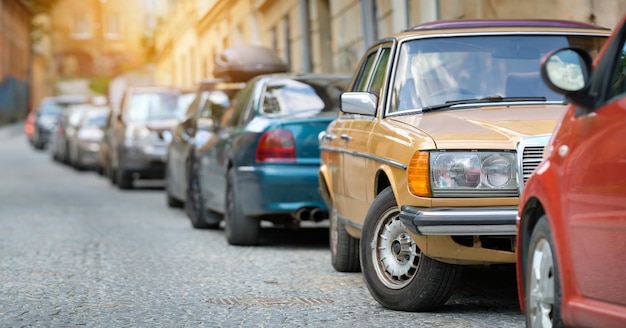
(353, 50), (378, 92)
(368, 47), (391, 96)
(220, 83), (255, 128)
(608, 38), (626, 100)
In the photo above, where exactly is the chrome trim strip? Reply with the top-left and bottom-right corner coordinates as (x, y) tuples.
(319, 146), (407, 170)
(400, 206), (517, 236)
(237, 166), (256, 172)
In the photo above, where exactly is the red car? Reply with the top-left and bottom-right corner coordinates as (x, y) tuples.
(516, 15), (626, 328)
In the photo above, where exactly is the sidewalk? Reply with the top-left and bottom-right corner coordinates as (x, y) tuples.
(0, 122), (24, 140)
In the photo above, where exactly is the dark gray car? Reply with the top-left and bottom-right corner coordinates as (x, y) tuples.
(107, 86), (190, 189)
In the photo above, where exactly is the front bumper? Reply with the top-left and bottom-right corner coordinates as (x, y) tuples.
(399, 206), (517, 236)
(120, 144), (168, 178)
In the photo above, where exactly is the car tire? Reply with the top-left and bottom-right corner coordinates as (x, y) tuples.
(224, 168), (259, 246)
(165, 164), (184, 208)
(360, 187), (462, 312)
(330, 199), (361, 272)
(108, 165), (118, 185)
(525, 215), (563, 327)
(117, 168), (133, 190)
(185, 160), (220, 229)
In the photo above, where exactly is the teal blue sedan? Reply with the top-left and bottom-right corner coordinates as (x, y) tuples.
(186, 73), (351, 245)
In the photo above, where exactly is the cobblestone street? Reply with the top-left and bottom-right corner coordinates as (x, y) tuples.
(0, 124), (524, 327)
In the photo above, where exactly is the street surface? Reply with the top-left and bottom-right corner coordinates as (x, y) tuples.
(0, 123), (524, 327)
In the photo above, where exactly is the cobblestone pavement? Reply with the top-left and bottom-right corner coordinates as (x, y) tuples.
(0, 125), (524, 327)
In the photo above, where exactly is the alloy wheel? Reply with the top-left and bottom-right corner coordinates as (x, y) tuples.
(528, 238), (555, 328)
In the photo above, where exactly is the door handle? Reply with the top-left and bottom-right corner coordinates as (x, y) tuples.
(340, 134), (351, 141)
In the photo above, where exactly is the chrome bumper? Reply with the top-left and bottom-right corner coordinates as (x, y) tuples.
(399, 206), (517, 236)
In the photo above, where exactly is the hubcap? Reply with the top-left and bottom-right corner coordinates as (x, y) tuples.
(371, 207), (420, 289)
(528, 238), (555, 328)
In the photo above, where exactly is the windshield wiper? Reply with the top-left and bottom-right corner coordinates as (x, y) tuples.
(421, 95), (547, 113)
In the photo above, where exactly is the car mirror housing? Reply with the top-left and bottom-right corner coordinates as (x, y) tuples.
(541, 47), (596, 110)
(340, 92), (377, 116)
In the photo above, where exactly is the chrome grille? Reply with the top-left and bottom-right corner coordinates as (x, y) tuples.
(517, 135), (551, 193)
(522, 146), (545, 184)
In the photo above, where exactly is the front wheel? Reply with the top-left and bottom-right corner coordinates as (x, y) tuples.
(165, 163), (184, 208)
(525, 215), (563, 328)
(224, 169), (259, 246)
(185, 159), (220, 229)
(360, 187), (462, 312)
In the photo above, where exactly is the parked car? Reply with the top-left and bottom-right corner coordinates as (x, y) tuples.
(30, 95), (88, 150)
(50, 103), (94, 164)
(318, 19), (610, 312)
(165, 79), (244, 210)
(67, 105), (111, 171)
(185, 73), (350, 244)
(516, 15), (626, 328)
(106, 86), (186, 189)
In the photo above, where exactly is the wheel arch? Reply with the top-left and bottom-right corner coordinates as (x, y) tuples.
(318, 165), (333, 207)
(518, 196), (546, 312)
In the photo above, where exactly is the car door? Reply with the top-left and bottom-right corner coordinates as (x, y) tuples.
(342, 45), (393, 226)
(562, 25), (626, 306)
(199, 81), (257, 213)
(170, 92), (201, 197)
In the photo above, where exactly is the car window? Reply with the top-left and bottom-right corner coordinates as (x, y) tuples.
(220, 82), (255, 128)
(353, 50), (378, 91)
(261, 77), (350, 117)
(83, 111), (109, 128)
(368, 47), (391, 96)
(607, 37), (626, 101)
(389, 34), (607, 112)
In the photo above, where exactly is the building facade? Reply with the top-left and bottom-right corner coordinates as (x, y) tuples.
(0, 0), (33, 124)
(153, 0), (625, 87)
(49, 0), (153, 80)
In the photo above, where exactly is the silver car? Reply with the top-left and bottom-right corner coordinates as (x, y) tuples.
(68, 106), (110, 171)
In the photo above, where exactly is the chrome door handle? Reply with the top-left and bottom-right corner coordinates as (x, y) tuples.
(340, 134), (351, 141)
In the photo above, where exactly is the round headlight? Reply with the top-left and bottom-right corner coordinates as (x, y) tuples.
(482, 154), (512, 188)
(432, 153), (480, 188)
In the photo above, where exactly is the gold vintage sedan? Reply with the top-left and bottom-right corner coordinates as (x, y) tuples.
(318, 19), (610, 312)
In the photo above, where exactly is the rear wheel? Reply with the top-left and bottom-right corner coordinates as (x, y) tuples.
(525, 215), (563, 328)
(360, 187), (462, 312)
(330, 199), (360, 272)
(185, 159), (220, 229)
(224, 169), (259, 246)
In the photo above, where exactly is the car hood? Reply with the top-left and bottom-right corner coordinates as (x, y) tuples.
(389, 104), (567, 149)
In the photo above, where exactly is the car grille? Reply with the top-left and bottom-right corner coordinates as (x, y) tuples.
(517, 135), (551, 193)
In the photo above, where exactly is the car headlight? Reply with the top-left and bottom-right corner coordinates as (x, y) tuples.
(408, 151), (518, 198)
(125, 125), (152, 143)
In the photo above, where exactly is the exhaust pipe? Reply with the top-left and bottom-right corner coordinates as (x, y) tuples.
(310, 208), (326, 222)
(295, 208), (311, 221)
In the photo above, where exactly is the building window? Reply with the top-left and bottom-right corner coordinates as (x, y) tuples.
(282, 16), (291, 68)
(106, 13), (121, 39)
(270, 26), (278, 52)
(72, 15), (92, 39)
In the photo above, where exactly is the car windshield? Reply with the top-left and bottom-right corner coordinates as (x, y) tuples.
(391, 34), (607, 112)
(261, 77), (350, 116)
(126, 92), (181, 122)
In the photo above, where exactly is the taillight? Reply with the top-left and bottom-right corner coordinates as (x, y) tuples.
(256, 129), (296, 163)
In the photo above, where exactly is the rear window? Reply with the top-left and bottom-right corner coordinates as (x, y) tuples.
(261, 77), (350, 117)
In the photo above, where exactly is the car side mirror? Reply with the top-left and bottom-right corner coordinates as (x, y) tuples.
(340, 92), (378, 116)
(541, 47), (595, 110)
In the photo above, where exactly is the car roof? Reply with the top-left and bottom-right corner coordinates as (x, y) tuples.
(391, 18), (612, 42)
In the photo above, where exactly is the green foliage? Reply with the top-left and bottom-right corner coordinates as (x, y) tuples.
(89, 76), (111, 95)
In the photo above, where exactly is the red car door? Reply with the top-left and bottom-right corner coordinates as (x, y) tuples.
(561, 30), (626, 306)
